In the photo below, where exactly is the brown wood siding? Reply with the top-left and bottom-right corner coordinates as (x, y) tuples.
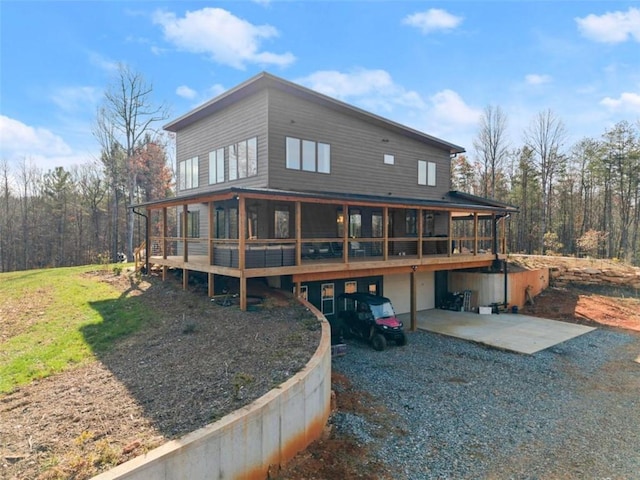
(175, 91), (269, 197)
(266, 88), (452, 200)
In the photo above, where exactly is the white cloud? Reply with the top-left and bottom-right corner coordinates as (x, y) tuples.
(403, 9), (463, 34)
(297, 69), (427, 114)
(50, 86), (101, 112)
(430, 90), (482, 126)
(176, 85), (197, 99)
(600, 92), (640, 113)
(525, 74), (552, 86)
(296, 68), (478, 148)
(0, 115), (72, 158)
(152, 7), (295, 69)
(576, 7), (640, 43)
(87, 51), (119, 72)
(0, 116), (96, 172)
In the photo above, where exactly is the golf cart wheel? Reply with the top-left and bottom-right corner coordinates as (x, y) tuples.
(396, 333), (407, 346)
(371, 333), (387, 351)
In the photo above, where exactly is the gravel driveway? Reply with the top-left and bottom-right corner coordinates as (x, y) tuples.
(332, 327), (640, 479)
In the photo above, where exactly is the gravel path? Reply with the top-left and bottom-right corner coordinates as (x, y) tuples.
(332, 327), (640, 480)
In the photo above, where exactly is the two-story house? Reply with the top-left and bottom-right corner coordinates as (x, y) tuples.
(136, 72), (516, 328)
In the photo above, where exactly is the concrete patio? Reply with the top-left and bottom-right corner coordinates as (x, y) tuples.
(398, 309), (596, 354)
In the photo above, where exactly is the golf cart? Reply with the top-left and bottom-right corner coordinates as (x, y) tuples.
(336, 293), (406, 351)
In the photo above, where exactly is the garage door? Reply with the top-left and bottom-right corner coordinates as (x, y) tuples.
(384, 272), (435, 314)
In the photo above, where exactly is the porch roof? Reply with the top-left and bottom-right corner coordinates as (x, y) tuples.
(135, 187), (518, 216)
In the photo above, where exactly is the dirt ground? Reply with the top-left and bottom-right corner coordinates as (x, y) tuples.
(2, 259), (640, 480)
(0, 270), (320, 480)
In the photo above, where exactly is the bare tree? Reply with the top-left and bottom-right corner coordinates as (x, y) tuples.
(473, 105), (509, 199)
(96, 64), (169, 261)
(524, 109), (567, 253)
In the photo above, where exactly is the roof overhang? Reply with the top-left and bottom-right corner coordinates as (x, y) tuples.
(135, 187), (518, 216)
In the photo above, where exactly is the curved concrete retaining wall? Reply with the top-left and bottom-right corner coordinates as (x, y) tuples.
(92, 300), (331, 480)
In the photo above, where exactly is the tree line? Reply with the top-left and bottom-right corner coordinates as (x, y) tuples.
(454, 106), (640, 264)
(1, 67), (639, 272)
(0, 65), (173, 272)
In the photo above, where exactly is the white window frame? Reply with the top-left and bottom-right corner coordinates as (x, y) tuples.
(418, 160), (437, 187)
(286, 136), (331, 174)
(321, 283), (335, 315)
(427, 161), (436, 186)
(179, 156), (199, 191)
(228, 137), (258, 181)
(384, 154), (395, 165)
(208, 148), (225, 184)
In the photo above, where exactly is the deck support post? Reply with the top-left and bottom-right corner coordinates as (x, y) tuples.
(239, 275), (247, 311)
(410, 269), (417, 331)
(183, 269), (188, 290)
(162, 265), (167, 281)
(208, 272), (215, 297)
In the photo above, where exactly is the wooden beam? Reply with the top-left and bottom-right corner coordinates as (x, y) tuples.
(208, 201), (214, 266)
(474, 213), (479, 256)
(410, 269), (417, 331)
(383, 206), (389, 261)
(183, 269), (188, 290)
(162, 207), (168, 259)
(182, 204), (189, 262)
(418, 208), (423, 260)
(295, 201), (301, 266)
(239, 274), (247, 311)
(238, 195), (246, 311)
(208, 272), (214, 297)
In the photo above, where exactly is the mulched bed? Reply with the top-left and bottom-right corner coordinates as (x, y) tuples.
(0, 270), (321, 480)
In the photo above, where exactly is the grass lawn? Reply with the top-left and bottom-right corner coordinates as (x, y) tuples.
(0, 265), (152, 394)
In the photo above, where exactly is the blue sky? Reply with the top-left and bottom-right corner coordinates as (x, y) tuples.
(1, 1), (639, 173)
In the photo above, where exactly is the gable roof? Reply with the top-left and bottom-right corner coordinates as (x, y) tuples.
(164, 72), (465, 155)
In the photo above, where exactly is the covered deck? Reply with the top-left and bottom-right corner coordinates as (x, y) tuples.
(137, 187), (514, 312)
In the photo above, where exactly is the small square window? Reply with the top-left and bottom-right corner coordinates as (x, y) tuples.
(384, 154), (395, 165)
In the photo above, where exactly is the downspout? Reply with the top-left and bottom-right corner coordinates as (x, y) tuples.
(132, 207), (149, 274)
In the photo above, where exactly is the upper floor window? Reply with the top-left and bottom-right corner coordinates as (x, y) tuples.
(418, 160), (437, 187)
(384, 154), (395, 165)
(179, 157), (198, 190)
(229, 137), (258, 181)
(209, 148), (225, 184)
(286, 136), (331, 174)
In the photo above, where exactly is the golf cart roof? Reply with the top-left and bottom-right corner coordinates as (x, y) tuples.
(339, 293), (392, 305)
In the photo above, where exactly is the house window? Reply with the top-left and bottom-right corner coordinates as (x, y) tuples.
(428, 161), (436, 186)
(229, 137), (258, 181)
(406, 210), (417, 235)
(302, 140), (316, 171)
(418, 160), (437, 186)
(321, 283), (335, 315)
(275, 208), (290, 238)
(294, 285), (308, 301)
(384, 154), (395, 165)
(337, 210), (345, 237)
(345, 281), (357, 294)
(179, 157), (198, 190)
(286, 136), (331, 173)
(318, 143), (331, 173)
(180, 211), (200, 238)
(286, 137), (300, 169)
(209, 148), (225, 184)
